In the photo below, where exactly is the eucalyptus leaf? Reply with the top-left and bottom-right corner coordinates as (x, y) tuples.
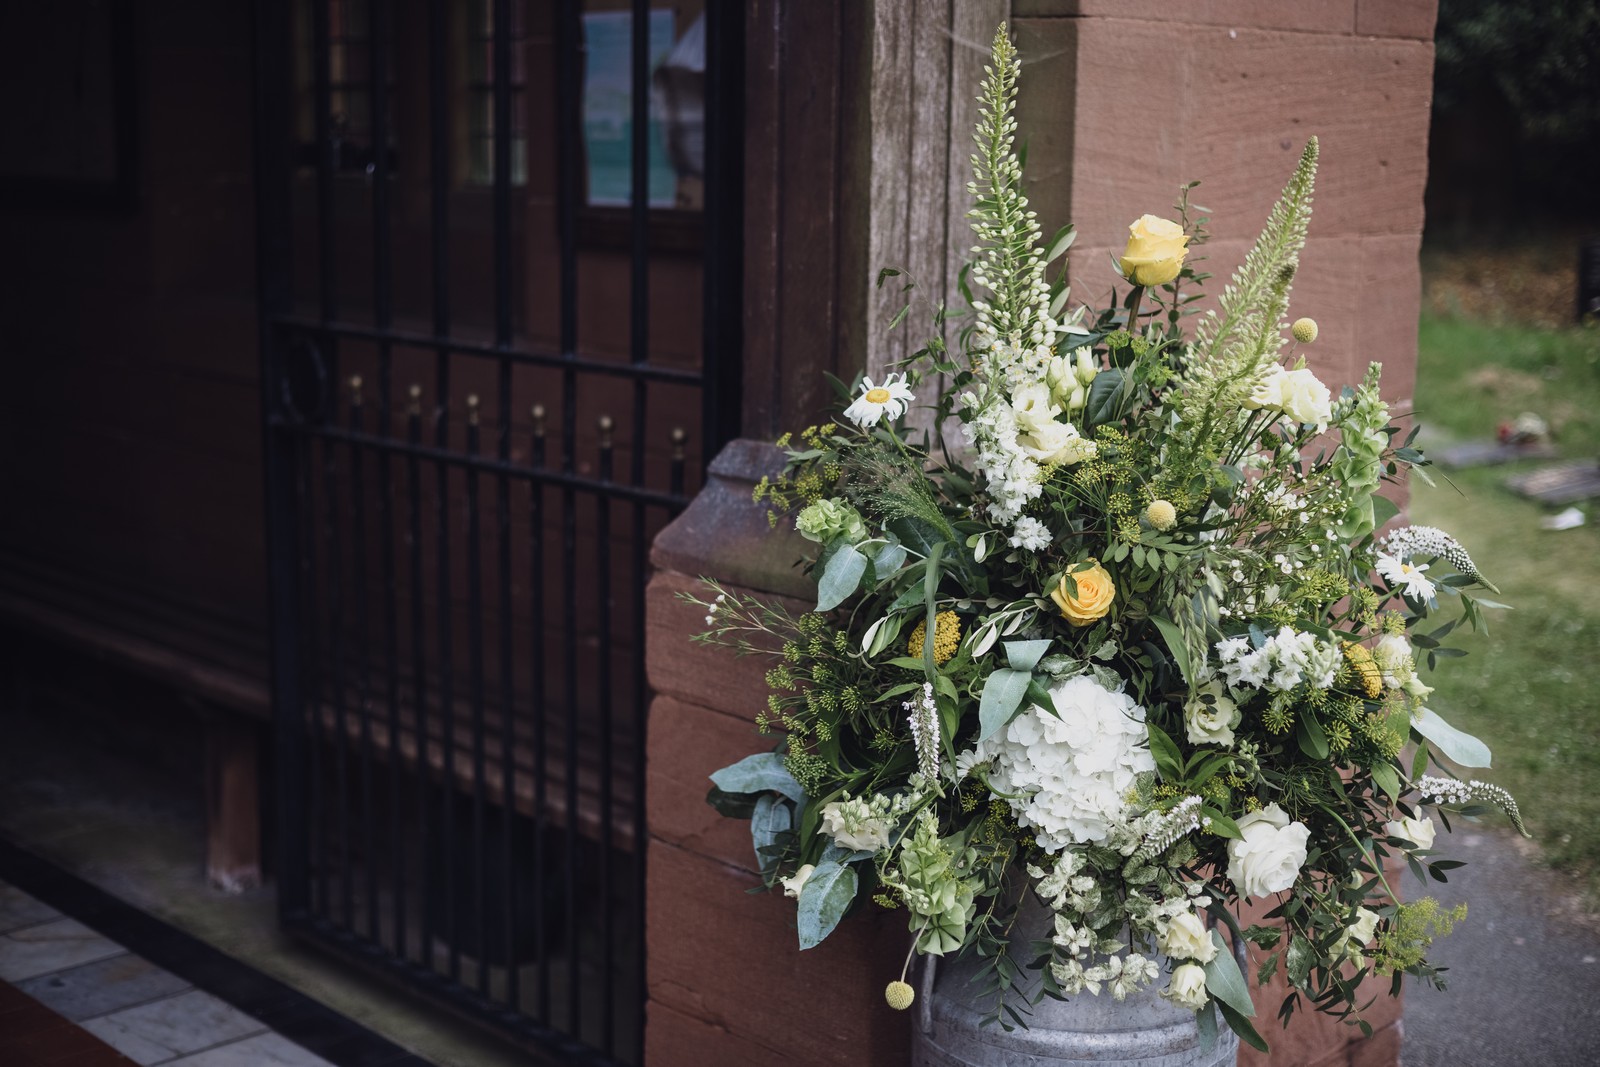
(750, 795), (793, 875)
(1004, 639), (1051, 673)
(978, 668), (1032, 742)
(1202, 930), (1255, 1018)
(796, 860), (858, 950)
(817, 544), (867, 612)
(1412, 706), (1492, 768)
(709, 753), (806, 804)
(871, 541), (908, 577)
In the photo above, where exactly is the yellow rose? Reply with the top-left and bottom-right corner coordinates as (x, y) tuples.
(1118, 214), (1189, 287)
(1050, 561), (1116, 626)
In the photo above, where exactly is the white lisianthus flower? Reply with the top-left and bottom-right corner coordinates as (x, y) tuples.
(780, 863), (815, 900)
(1163, 962), (1210, 1012)
(1278, 367), (1332, 431)
(1376, 552), (1437, 602)
(843, 373), (915, 427)
(1158, 911), (1219, 963)
(1385, 813), (1436, 851)
(1016, 418), (1097, 466)
(819, 796), (893, 852)
(1009, 381), (1060, 432)
(1226, 803), (1310, 899)
(1184, 677), (1239, 748)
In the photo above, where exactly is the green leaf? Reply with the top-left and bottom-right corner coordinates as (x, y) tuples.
(1201, 807), (1241, 839)
(1412, 706), (1492, 768)
(1286, 933), (1315, 987)
(1370, 493), (1401, 531)
(710, 753), (806, 805)
(1083, 368), (1134, 428)
(1217, 1000), (1269, 1053)
(869, 541), (908, 578)
(1370, 761), (1401, 802)
(1196, 999), (1218, 1053)
(1296, 714), (1329, 760)
(1150, 615), (1193, 688)
(1004, 639), (1051, 672)
(979, 669), (1032, 742)
(1203, 930), (1255, 1018)
(796, 861), (858, 949)
(816, 544), (867, 612)
(1145, 721), (1183, 781)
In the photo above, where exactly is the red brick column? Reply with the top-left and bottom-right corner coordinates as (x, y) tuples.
(643, 442), (913, 1066)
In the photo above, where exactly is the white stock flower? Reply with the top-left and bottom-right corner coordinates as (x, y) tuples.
(973, 675), (1154, 851)
(780, 863), (815, 899)
(1009, 515), (1052, 552)
(1226, 803), (1310, 899)
(1163, 963), (1210, 1012)
(1376, 552), (1437, 602)
(1385, 813), (1436, 851)
(843, 374), (915, 427)
(819, 796), (892, 852)
(1158, 911), (1219, 963)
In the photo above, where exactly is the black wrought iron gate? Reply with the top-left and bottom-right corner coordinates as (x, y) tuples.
(252, 2), (742, 1062)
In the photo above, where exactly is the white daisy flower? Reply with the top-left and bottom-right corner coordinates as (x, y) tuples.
(843, 373), (915, 427)
(1376, 552), (1437, 602)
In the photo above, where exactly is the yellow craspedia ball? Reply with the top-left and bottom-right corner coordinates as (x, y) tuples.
(1145, 499), (1177, 531)
(885, 980), (916, 1011)
(1344, 642), (1384, 699)
(1291, 317), (1319, 343)
(907, 610), (961, 665)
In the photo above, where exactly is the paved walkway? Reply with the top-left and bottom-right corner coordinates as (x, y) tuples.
(0, 882), (337, 1067)
(1401, 828), (1600, 1066)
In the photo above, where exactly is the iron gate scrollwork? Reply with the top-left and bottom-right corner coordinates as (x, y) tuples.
(252, 2), (743, 1062)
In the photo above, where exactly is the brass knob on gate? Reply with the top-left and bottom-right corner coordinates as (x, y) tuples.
(407, 383), (422, 416)
(349, 374), (364, 406)
(670, 426), (687, 461)
(531, 403), (546, 436)
(466, 393), (480, 426)
(597, 414), (614, 448)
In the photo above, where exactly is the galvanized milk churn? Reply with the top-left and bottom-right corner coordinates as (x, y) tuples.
(911, 895), (1241, 1067)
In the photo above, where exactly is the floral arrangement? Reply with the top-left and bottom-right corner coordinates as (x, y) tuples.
(688, 26), (1525, 1051)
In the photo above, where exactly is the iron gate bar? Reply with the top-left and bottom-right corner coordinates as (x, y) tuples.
(463, 396), (489, 997)
(529, 404), (550, 1026)
(272, 419), (688, 509)
(555, 0), (584, 1038)
(274, 318), (706, 385)
(348, 383), (377, 949)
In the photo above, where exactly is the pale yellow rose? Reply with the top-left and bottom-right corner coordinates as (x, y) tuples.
(1051, 561), (1116, 626)
(1119, 214), (1190, 287)
(1163, 963), (1209, 1012)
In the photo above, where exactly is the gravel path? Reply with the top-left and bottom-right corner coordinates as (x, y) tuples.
(1401, 828), (1600, 1066)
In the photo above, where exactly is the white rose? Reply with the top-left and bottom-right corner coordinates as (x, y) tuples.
(1372, 634), (1415, 690)
(780, 863), (815, 900)
(1385, 814), (1436, 851)
(1331, 906), (1381, 960)
(1184, 678), (1239, 748)
(1243, 366), (1286, 411)
(1163, 962), (1209, 1012)
(1010, 382), (1060, 433)
(1226, 803), (1311, 899)
(1158, 912), (1218, 963)
(820, 800), (892, 853)
(1279, 367), (1332, 431)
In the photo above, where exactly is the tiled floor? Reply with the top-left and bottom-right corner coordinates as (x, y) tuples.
(0, 883), (336, 1067)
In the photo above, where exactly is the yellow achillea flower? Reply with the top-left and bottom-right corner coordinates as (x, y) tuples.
(1344, 642), (1383, 698)
(908, 610), (961, 665)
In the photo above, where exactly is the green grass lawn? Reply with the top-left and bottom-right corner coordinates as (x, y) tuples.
(1407, 312), (1600, 899)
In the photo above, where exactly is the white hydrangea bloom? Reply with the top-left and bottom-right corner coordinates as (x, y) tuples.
(972, 675), (1154, 851)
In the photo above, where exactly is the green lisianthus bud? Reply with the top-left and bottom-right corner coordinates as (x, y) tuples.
(795, 497), (867, 544)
